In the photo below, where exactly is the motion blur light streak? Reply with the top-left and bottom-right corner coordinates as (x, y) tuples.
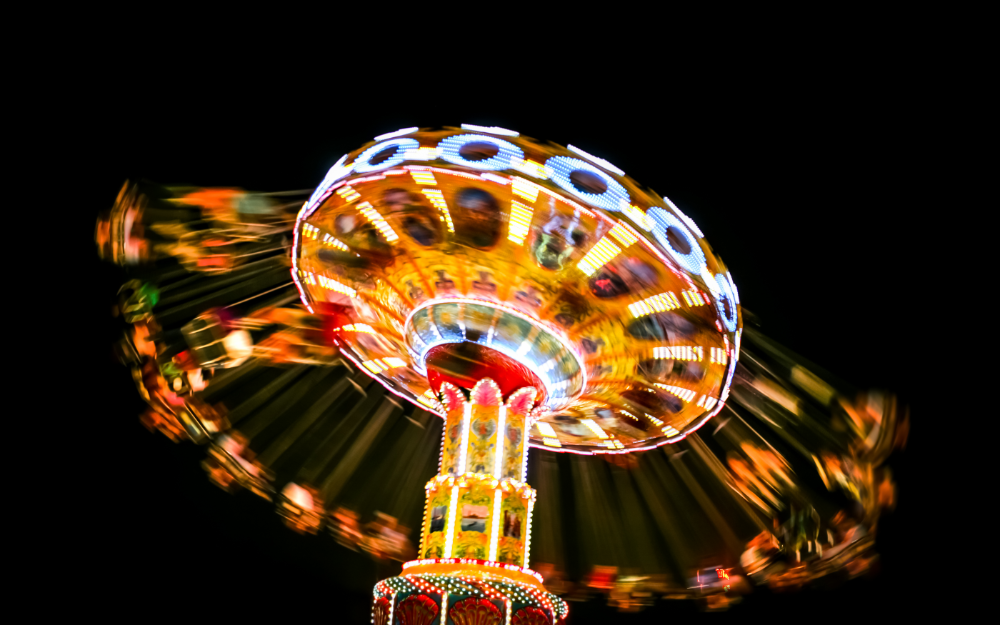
(96, 125), (907, 619)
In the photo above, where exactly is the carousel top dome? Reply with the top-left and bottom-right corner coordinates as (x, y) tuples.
(293, 125), (742, 454)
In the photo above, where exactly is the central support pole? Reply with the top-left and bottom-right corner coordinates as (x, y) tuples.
(420, 379), (537, 565)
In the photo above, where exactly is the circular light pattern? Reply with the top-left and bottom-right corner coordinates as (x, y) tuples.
(714, 272), (739, 332)
(354, 138), (420, 173)
(438, 134), (525, 171)
(646, 206), (707, 274)
(543, 156), (630, 212)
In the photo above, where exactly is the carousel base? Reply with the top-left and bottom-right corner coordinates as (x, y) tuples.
(374, 559), (567, 624)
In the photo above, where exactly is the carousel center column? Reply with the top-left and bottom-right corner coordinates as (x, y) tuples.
(420, 378), (538, 566)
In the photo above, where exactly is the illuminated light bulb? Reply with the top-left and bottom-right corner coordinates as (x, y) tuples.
(542, 437), (561, 448)
(511, 176), (540, 202)
(420, 189), (455, 233)
(628, 291), (681, 317)
(652, 345), (703, 361)
(655, 383), (697, 403)
(321, 234), (349, 251)
(318, 275), (357, 297)
(410, 170), (437, 185)
(644, 413), (664, 426)
(507, 200), (534, 246)
(515, 337), (534, 357)
(512, 159), (548, 179)
(580, 418), (610, 439)
(577, 236), (623, 276)
(607, 223), (639, 247)
(356, 202), (399, 242)
(336, 186), (361, 203)
(662, 425), (680, 436)
(621, 202), (655, 231)
(337, 323), (376, 334)
(402, 147), (439, 161)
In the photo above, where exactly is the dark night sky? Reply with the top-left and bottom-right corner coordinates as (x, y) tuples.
(64, 55), (935, 622)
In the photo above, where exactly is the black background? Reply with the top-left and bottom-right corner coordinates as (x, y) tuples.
(60, 49), (937, 622)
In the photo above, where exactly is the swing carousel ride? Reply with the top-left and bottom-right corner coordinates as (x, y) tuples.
(98, 125), (907, 620)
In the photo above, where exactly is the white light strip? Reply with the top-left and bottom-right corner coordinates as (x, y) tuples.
(488, 489), (502, 561)
(523, 498), (535, 567)
(494, 404), (507, 477)
(567, 144), (625, 176)
(461, 124), (519, 137)
(458, 402), (472, 473)
(374, 127), (419, 141)
(481, 172), (509, 185)
(444, 485), (460, 557)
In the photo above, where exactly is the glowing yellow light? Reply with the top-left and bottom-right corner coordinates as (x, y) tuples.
(628, 291), (681, 317)
(655, 383), (697, 403)
(662, 425), (680, 436)
(336, 323), (376, 334)
(710, 347), (727, 364)
(335, 186), (360, 202)
(403, 147), (439, 161)
(511, 177), (539, 202)
(507, 200), (534, 246)
(383, 357), (406, 368)
(644, 413), (664, 426)
(607, 223), (639, 247)
(356, 201), (399, 242)
(302, 223), (320, 240)
(410, 170), (437, 185)
(652, 345), (704, 361)
(681, 289), (707, 307)
(580, 418), (609, 439)
(513, 159), (547, 179)
(542, 437), (562, 448)
(696, 395), (719, 410)
(488, 489), (502, 561)
(421, 189), (455, 233)
(444, 485), (460, 557)
(317, 275), (357, 297)
(577, 237), (622, 276)
(535, 422), (557, 438)
(622, 203), (655, 230)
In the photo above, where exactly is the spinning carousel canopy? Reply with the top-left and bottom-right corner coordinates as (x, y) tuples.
(293, 126), (742, 454)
